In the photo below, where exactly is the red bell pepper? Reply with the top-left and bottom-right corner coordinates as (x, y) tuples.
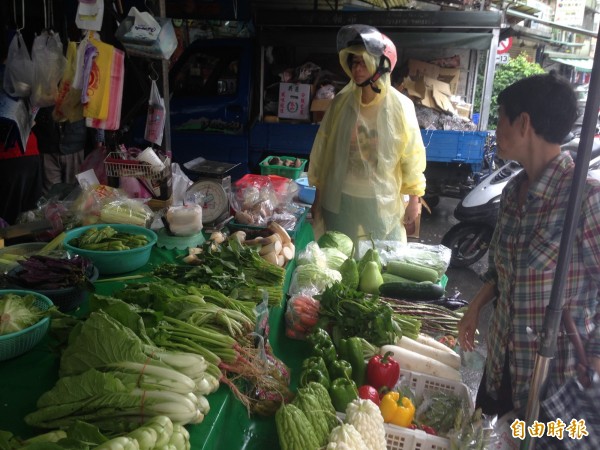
(366, 351), (400, 390)
(357, 385), (381, 406)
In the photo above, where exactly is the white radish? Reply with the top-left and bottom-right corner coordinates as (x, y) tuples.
(380, 344), (461, 381)
(416, 333), (459, 355)
(259, 240), (282, 256)
(396, 336), (460, 370)
(276, 254), (286, 267)
(262, 251), (278, 265)
(268, 221), (292, 245)
(281, 244), (295, 261)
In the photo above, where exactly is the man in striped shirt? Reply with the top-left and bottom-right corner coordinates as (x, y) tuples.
(457, 73), (600, 419)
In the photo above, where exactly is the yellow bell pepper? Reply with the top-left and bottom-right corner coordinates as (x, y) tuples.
(379, 391), (416, 427)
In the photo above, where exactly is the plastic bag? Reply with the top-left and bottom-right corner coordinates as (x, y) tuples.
(79, 145), (108, 185)
(284, 292), (320, 340)
(171, 163), (193, 205)
(123, 7), (161, 42)
(31, 31), (66, 107)
(357, 240), (451, 279)
(287, 263), (342, 297)
(3, 32), (33, 98)
(296, 241), (327, 268)
(165, 205), (203, 236)
(99, 198), (154, 227)
(144, 79), (165, 145)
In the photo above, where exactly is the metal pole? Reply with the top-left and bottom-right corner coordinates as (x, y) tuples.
(159, 0), (171, 158)
(520, 24), (600, 450)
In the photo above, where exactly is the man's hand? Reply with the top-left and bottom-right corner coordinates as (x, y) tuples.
(403, 196), (420, 225)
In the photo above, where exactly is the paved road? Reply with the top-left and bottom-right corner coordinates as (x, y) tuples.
(412, 196), (493, 399)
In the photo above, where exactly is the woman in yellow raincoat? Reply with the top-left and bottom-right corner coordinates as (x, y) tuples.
(308, 24), (426, 247)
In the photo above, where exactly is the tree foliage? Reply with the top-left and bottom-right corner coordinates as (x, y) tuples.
(475, 53), (545, 129)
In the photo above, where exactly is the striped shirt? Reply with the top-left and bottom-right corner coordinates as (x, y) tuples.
(483, 152), (600, 410)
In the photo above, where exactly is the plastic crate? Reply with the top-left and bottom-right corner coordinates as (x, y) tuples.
(259, 156), (307, 180)
(420, 130), (488, 172)
(386, 424), (450, 450)
(338, 369), (473, 450)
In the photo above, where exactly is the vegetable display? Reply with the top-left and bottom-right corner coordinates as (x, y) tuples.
(153, 237), (286, 306)
(25, 311), (214, 431)
(4, 254), (94, 290)
(1, 415), (189, 450)
(69, 226), (149, 251)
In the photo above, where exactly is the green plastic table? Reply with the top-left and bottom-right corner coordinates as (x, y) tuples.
(0, 222), (315, 449)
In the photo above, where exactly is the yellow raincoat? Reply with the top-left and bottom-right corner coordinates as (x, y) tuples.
(308, 48), (426, 245)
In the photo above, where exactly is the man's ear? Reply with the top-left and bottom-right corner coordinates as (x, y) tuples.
(520, 112), (531, 135)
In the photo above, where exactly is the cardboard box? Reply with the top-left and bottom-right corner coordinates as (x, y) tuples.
(408, 59), (441, 80)
(278, 83), (311, 120)
(408, 59), (460, 95)
(404, 76), (455, 115)
(438, 67), (460, 94)
(310, 98), (332, 123)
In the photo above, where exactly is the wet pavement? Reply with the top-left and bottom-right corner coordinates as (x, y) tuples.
(412, 196), (492, 401)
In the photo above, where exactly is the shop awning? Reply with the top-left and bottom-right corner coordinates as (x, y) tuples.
(550, 57), (594, 72)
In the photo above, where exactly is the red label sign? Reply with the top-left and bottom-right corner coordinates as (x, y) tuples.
(497, 37), (513, 55)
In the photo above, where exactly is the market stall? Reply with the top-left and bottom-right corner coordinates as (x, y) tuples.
(0, 218), (312, 446)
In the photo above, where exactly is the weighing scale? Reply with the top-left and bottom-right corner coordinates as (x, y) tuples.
(183, 158), (240, 229)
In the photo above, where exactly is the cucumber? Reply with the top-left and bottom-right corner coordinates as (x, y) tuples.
(379, 280), (445, 300)
(382, 272), (414, 283)
(386, 260), (439, 283)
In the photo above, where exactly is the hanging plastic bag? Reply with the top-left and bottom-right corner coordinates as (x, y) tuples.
(86, 48), (124, 130)
(3, 32), (34, 98)
(82, 37), (114, 121)
(144, 79), (165, 145)
(54, 41), (84, 122)
(123, 7), (161, 43)
(31, 30), (66, 107)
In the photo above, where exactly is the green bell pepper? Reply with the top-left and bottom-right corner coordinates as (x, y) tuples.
(344, 336), (366, 387)
(299, 356), (330, 389)
(299, 367), (330, 389)
(329, 377), (359, 412)
(328, 359), (353, 381)
(307, 329), (337, 366)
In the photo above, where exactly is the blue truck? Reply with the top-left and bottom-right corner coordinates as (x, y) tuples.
(160, 9), (501, 204)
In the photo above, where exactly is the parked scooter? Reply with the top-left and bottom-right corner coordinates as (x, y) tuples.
(441, 136), (600, 267)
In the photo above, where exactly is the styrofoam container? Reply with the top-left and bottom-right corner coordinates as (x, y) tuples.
(63, 224), (157, 275)
(295, 176), (316, 204)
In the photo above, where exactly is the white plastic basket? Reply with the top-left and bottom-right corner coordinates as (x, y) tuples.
(385, 424), (450, 450)
(338, 370), (474, 450)
(399, 369), (475, 411)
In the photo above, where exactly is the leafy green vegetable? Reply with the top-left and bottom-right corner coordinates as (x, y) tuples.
(0, 293), (48, 335)
(25, 369), (206, 431)
(291, 264), (342, 294)
(317, 231), (354, 258)
(317, 282), (399, 347)
(320, 247), (348, 271)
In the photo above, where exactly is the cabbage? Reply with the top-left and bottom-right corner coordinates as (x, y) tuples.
(289, 263), (342, 295)
(297, 241), (327, 268)
(321, 247), (348, 271)
(0, 293), (47, 335)
(317, 231), (354, 258)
